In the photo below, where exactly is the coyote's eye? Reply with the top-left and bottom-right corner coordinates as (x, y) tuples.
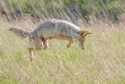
(81, 33), (84, 36)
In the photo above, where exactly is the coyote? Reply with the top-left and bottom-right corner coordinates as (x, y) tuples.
(9, 19), (92, 61)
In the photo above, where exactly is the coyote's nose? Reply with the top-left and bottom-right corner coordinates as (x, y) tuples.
(80, 46), (84, 50)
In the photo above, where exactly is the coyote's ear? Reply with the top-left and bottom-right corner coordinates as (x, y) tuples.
(77, 30), (92, 36)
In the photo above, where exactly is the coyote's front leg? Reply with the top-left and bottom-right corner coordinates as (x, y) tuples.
(53, 35), (73, 48)
(67, 39), (73, 48)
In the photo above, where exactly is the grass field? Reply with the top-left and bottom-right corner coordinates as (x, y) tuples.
(0, 19), (125, 84)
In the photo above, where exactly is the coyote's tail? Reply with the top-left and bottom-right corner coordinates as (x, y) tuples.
(9, 27), (30, 39)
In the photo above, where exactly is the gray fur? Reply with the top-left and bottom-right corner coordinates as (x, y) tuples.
(9, 27), (30, 39)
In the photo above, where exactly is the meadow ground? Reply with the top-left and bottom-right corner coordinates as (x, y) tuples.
(0, 19), (125, 84)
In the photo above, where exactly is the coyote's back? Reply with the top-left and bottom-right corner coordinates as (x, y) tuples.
(32, 19), (81, 39)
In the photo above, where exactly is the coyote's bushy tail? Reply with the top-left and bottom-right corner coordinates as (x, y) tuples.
(9, 27), (30, 39)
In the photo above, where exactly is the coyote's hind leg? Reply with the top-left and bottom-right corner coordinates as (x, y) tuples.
(28, 48), (35, 61)
(41, 37), (48, 50)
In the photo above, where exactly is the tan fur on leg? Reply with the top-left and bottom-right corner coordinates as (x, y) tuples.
(28, 48), (35, 61)
(54, 35), (73, 48)
(67, 39), (73, 48)
(40, 38), (48, 50)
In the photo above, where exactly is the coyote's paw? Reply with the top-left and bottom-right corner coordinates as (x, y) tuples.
(43, 47), (48, 50)
(67, 44), (71, 48)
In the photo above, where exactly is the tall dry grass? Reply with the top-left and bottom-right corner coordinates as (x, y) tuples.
(0, 18), (125, 84)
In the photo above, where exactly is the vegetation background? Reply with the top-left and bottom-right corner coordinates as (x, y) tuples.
(0, 0), (125, 84)
(1, 0), (125, 23)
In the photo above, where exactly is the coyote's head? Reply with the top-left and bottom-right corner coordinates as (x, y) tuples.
(77, 30), (92, 50)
